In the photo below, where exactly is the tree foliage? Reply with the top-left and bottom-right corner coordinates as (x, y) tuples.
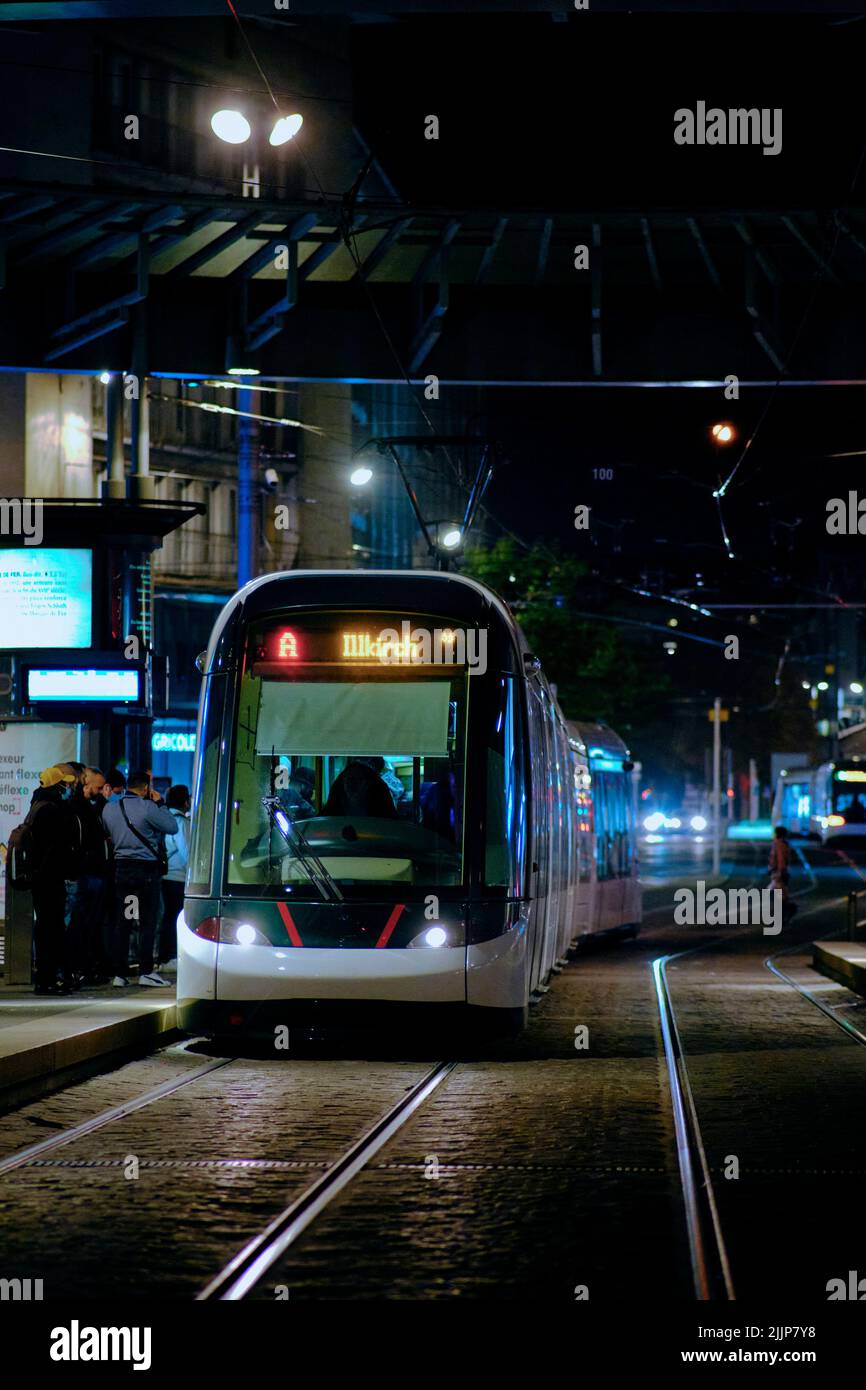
(462, 537), (672, 734)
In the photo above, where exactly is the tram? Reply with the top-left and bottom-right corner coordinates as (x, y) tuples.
(773, 758), (866, 844)
(177, 570), (641, 1037)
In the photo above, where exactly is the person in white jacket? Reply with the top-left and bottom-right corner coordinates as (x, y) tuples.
(157, 784), (190, 970)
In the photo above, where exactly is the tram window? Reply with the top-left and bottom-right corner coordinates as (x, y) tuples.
(593, 770), (630, 879)
(485, 675), (526, 892)
(834, 790), (866, 821)
(593, 771), (608, 879)
(187, 673), (227, 896)
(225, 612), (471, 896)
(782, 782), (808, 821)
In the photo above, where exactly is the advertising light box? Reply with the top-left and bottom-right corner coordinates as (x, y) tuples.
(0, 549), (92, 649)
(27, 668), (140, 703)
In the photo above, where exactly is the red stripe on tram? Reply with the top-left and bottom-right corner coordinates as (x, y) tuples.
(374, 903), (406, 949)
(276, 902), (303, 947)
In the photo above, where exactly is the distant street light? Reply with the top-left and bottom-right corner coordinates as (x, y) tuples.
(99, 370), (111, 385)
(441, 526), (463, 550)
(711, 422), (736, 444)
(350, 466), (373, 486)
(211, 109), (252, 144)
(270, 114), (304, 145)
(817, 681), (829, 691)
(851, 681), (864, 694)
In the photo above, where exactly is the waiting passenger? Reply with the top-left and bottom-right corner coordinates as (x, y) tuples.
(157, 784), (191, 971)
(324, 760), (398, 819)
(67, 766), (111, 985)
(102, 769), (127, 802)
(28, 767), (79, 994)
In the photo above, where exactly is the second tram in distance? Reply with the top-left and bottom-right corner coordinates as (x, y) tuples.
(773, 757), (866, 844)
(178, 569), (641, 1037)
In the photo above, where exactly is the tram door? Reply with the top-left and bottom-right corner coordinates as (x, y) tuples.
(526, 681), (553, 993)
(592, 768), (628, 929)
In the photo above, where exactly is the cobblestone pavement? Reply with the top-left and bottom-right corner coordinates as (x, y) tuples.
(0, 844), (861, 1301)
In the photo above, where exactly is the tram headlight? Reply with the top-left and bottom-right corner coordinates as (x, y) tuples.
(407, 922), (465, 948)
(190, 916), (271, 945)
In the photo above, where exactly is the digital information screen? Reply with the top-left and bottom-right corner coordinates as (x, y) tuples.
(0, 549), (92, 649)
(27, 668), (141, 703)
(249, 613), (480, 673)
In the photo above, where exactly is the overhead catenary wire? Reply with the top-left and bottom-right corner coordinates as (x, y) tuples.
(716, 138), (866, 504)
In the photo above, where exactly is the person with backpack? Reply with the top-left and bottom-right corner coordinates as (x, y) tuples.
(157, 784), (191, 971)
(102, 770), (179, 988)
(17, 766), (79, 994)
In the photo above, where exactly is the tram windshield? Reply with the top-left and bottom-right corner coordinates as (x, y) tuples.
(226, 612), (472, 895)
(833, 768), (866, 822)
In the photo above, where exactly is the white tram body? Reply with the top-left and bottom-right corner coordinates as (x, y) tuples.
(178, 571), (642, 1037)
(569, 722), (642, 938)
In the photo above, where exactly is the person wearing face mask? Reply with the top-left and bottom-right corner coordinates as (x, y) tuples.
(28, 766), (80, 995)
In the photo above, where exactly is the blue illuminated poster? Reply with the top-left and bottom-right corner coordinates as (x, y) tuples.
(0, 549), (92, 649)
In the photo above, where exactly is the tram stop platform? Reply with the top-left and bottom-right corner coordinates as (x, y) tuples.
(0, 982), (177, 1107)
(812, 941), (866, 996)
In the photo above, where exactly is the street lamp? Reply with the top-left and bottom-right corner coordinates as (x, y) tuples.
(710, 421), (736, 445)
(851, 682), (864, 695)
(210, 109), (252, 144)
(269, 114), (304, 145)
(440, 525), (463, 551)
(350, 466), (373, 487)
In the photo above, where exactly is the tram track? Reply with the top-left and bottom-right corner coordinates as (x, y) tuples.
(198, 1060), (456, 1300)
(0, 1051), (232, 1177)
(652, 839), (866, 1301)
(764, 845), (866, 1050)
(1, 867), (795, 1301)
(650, 840), (768, 1301)
(0, 1039), (460, 1300)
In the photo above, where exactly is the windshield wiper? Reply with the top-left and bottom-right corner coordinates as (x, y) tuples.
(261, 796), (343, 902)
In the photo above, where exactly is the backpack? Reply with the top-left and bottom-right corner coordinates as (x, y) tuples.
(8, 800), (51, 891)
